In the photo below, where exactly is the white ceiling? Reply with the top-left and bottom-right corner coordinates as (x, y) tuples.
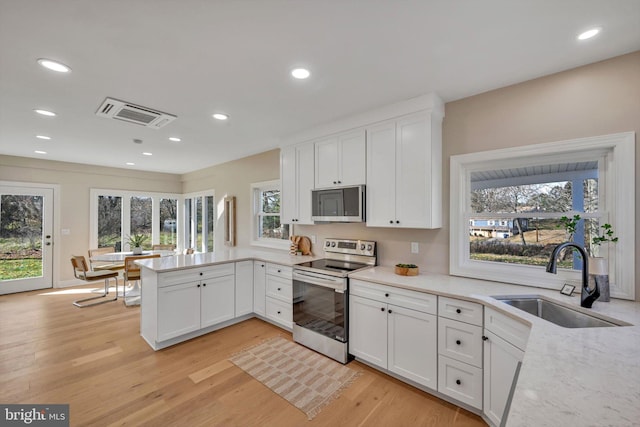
(1, 1), (639, 174)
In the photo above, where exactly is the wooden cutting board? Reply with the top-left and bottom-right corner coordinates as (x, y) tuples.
(298, 236), (312, 255)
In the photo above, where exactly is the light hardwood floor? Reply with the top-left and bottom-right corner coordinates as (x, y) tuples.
(0, 285), (487, 427)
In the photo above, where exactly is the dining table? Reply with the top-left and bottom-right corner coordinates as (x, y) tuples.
(90, 250), (176, 298)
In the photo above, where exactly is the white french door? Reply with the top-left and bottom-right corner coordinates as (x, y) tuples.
(0, 185), (54, 294)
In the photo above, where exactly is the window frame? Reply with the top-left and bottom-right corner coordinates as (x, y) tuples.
(90, 189), (183, 251)
(450, 132), (635, 300)
(250, 180), (289, 251)
(182, 190), (215, 253)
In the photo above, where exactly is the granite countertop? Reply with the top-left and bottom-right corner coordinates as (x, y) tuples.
(348, 267), (640, 427)
(135, 247), (318, 272)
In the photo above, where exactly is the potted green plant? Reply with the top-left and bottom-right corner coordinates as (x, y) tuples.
(558, 215), (617, 301)
(126, 233), (149, 255)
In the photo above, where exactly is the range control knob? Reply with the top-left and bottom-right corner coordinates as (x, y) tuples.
(326, 241), (331, 247)
(360, 244), (365, 250)
(331, 242), (336, 247)
(367, 245), (373, 251)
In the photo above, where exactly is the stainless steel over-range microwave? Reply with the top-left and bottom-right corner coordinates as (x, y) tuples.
(311, 185), (365, 223)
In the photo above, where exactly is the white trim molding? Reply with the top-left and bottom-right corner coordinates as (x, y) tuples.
(450, 132), (635, 300)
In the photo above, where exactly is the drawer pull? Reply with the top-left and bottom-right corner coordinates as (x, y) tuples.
(197, 284), (200, 288)
(277, 269), (281, 273)
(456, 308), (462, 314)
(456, 379), (461, 385)
(202, 283), (206, 287)
(482, 336), (489, 341)
(456, 340), (461, 345)
(388, 309), (393, 314)
(380, 307), (385, 312)
(385, 293), (389, 297)
(277, 287), (281, 291)
(277, 310), (281, 314)
(200, 272), (203, 276)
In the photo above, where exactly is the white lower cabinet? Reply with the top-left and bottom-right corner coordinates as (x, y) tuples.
(155, 263), (236, 342)
(438, 355), (483, 409)
(349, 280), (438, 390)
(483, 308), (530, 426)
(235, 261), (254, 317)
(253, 261), (266, 316)
(264, 263), (293, 329)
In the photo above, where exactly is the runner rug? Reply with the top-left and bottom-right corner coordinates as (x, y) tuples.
(229, 336), (360, 420)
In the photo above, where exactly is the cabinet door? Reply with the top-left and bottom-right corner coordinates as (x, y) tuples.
(296, 143), (315, 224)
(388, 304), (437, 390)
(366, 121), (397, 227)
(253, 261), (266, 316)
(200, 275), (235, 328)
(349, 295), (388, 368)
(483, 330), (524, 426)
(235, 261), (253, 316)
(315, 136), (339, 188)
(338, 129), (366, 186)
(280, 146), (297, 224)
(395, 112), (431, 228)
(157, 281), (201, 341)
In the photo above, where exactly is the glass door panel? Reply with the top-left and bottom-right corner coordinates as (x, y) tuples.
(0, 186), (53, 294)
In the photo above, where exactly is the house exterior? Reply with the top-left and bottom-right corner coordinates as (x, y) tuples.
(469, 218), (529, 238)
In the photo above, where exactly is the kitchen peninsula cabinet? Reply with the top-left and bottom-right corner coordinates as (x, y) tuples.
(153, 263), (235, 343)
(235, 260), (253, 317)
(366, 110), (442, 229)
(253, 261), (266, 316)
(314, 129), (366, 188)
(281, 143), (314, 224)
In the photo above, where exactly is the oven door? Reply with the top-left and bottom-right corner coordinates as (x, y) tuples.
(293, 270), (348, 343)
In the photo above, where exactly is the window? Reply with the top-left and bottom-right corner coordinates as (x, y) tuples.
(450, 132), (635, 300)
(91, 190), (180, 251)
(251, 180), (290, 249)
(183, 191), (215, 253)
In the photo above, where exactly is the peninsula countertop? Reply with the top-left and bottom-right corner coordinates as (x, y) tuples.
(348, 267), (640, 427)
(135, 247), (318, 272)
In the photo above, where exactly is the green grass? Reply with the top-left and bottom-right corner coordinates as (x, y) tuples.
(0, 259), (43, 280)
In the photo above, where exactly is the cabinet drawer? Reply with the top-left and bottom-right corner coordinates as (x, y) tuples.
(266, 275), (292, 302)
(438, 355), (483, 410)
(485, 307), (531, 351)
(438, 296), (483, 326)
(266, 263), (292, 279)
(158, 263), (235, 287)
(438, 317), (483, 368)
(265, 297), (292, 329)
(350, 279), (437, 315)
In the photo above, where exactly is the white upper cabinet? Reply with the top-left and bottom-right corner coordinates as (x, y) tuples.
(314, 129), (366, 188)
(366, 110), (442, 229)
(281, 143), (314, 224)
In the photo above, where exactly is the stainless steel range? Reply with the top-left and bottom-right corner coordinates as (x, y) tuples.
(293, 238), (376, 364)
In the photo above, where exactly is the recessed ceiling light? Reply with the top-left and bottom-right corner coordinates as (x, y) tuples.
(578, 27), (601, 40)
(142, 152), (153, 156)
(34, 150), (47, 154)
(34, 109), (56, 116)
(37, 58), (71, 73)
(36, 135), (51, 140)
(169, 137), (181, 142)
(291, 68), (311, 79)
(212, 113), (229, 121)
(126, 162), (135, 166)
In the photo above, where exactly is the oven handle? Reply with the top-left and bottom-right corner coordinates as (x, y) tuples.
(293, 270), (347, 292)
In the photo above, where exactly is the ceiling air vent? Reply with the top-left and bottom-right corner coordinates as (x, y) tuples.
(95, 97), (176, 129)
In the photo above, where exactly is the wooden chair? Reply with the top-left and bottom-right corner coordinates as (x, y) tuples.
(88, 247), (125, 272)
(71, 255), (119, 308)
(152, 244), (175, 251)
(123, 254), (161, 305)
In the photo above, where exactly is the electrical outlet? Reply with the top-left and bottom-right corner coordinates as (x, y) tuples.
(411, 242), (419, 254)
(310, 235), (316, 244)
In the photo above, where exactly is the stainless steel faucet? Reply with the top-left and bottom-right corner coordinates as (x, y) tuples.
(546, 242), (600, 308)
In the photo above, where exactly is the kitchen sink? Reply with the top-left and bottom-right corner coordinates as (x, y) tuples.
(492, 295), (624, 328)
